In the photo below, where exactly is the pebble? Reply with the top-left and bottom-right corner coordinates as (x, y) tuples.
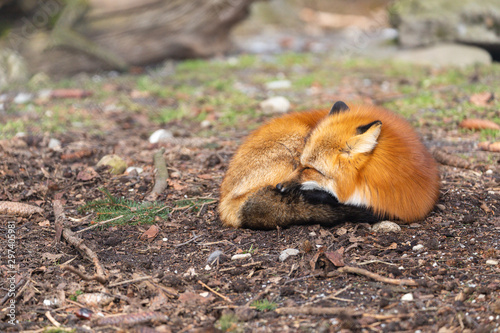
(260, 96), (291, 114)
(48, 138), (61, 150)
(13, 92), (32, 104)
(279, 248), (300, 262)
(126, 166), (143, 174)
(231, 253), (251, 260)
(401, 293), (414, 301)
(412, 244), (425, 251)
(149, 129), (173, 144)
(265, 80), (291, 90)
(485, 169), (493, 175)
(371, 221), (401, 233)
(96, 154), (127, 175)
(486, 259), (499, 265)
(436, 204), (446, 211)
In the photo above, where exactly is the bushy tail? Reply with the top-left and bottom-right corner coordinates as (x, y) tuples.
(239, 186), (379, 230)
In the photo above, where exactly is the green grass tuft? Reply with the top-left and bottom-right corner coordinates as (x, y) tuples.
(250, 299), (277, 312)
(78, 188), (215, 226)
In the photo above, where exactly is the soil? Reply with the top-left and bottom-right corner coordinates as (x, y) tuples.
(0, 71), (499, 332)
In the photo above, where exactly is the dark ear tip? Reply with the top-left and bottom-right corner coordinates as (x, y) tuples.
(329, 101), (350, 115)
(356, 120), (382, 135)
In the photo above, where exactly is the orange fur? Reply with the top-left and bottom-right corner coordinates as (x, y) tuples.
(219, 103), (440, 228)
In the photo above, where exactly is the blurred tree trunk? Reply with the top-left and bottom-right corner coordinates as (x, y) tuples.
(1, 0), (258, 76)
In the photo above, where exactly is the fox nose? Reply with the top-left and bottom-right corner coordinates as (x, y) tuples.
(276, 183), (284, 191)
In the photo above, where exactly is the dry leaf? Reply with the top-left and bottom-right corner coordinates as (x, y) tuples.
(140, 225), (160, 241)
(459, 119), (500, 130)
(324, 247), (345, 267)
(480, 202), (492, 214)
(76, 167), (99, 181)
(168, 180), (186, 191)
(198, 174), (213, 180)
(38, 220), (51, 227)
(309, 246), (325, 271)
(469, 92), (494, 106)
(386, 242), (398, 250)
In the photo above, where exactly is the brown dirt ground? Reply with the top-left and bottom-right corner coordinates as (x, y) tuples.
(0, 82), (499, 333)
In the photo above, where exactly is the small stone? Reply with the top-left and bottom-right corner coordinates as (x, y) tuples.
(485, 169), (493, 175)
(486, 259), (498, 265)
(48, 138), (61, 150)
(260, 96), (291, 114)
(412, 244), (425, 251)
(279, 248), (300, 262)
(96, 154), (127, 175)
(371, 221), (401, 233)
(231, 253), (251, 260)
(13, 92), (32, 104)
(200, 120), (211, 128)
(401, 293), (413, 301)
(149, 129), (173, 144)
(436, 204), (446, 211)
(265, 80), (291, 90)
(126, 166), (143, 174)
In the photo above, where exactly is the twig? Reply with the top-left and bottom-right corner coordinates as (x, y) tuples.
(363, 313), (413, 320)
(276, 306), (359, 316)
(219, 261), (262, 272)
(45, 311), (61, 327)
(198, 280), (232, 303)
(358, 260), (398, 266)
(337, 266), (418, 286)
(61, 265), (106, 284)
(75, 214), (125, 234)
(0, 278), (26, 306)
(53, 200), (64, 242)
(93, 311), (169, 327)
(108, 275), (153, 287)
(145, 147), (168, 201)
(174, 232), (202, 247)
(284, 272), (323, 284)
(54, 200), (107, 284)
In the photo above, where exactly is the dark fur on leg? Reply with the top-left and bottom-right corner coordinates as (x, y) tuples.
(239, 185), (378, 230)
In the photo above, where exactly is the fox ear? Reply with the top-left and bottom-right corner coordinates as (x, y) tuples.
(345, 120), (382, 155)
(329, 101), (350, 115)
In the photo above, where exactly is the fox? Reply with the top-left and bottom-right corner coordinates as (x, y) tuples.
(219, 101), (440, 229)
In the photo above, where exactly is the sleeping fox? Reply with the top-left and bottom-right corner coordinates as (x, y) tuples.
(219, 101), (440, 229)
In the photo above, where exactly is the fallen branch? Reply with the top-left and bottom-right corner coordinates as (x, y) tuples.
(145, 147), (168, 201)
(337, 266), (418, 287)
(198, 280), (232, 303)
(108, 275), (153, 287)
(53, 200), (107, 284)
(53, 200), (65, 242)
(276, 306), (359, 316)
(61, 265), (107, 284)
(93, 311), (169, 327)
(276, 306), (413, 319)
(0, 201), (43, 217)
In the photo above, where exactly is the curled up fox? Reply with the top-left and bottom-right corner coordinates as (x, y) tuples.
(219, 101), (440, 229)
